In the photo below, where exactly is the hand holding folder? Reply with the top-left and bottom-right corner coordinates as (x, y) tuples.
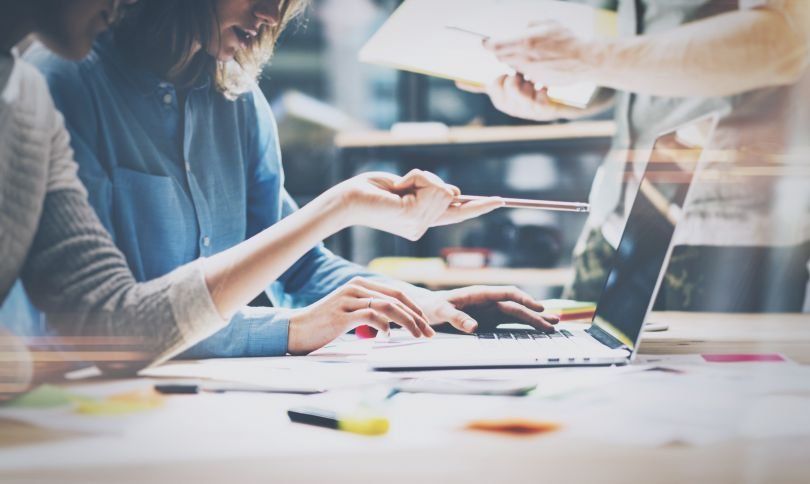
(359, 0), (617, 108)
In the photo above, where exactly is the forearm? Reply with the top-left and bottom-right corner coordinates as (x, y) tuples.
(23, 190), (226, 371)
(595, 7), (809, 97)
(203, 187), (349, 319)
(274, 247), (378, 308)
(25, 185), (347, 367)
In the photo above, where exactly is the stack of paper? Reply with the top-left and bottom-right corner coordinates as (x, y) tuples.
(359, 0), (617, 108)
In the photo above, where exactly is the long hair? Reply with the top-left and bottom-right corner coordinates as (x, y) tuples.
(114, 0), (306, 99)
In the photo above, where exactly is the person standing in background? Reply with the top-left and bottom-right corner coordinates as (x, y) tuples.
(462, 0), (810, 312)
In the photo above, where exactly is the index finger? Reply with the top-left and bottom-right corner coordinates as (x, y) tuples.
(351, 288), (428, 338)
(349, 278), (430, 323)
(436, 197), (504, 226)
(485, 286), (547, 313)
(393, 169), (455, 198)
(496, 301), (557, 332)
(504, 74), (539, 104)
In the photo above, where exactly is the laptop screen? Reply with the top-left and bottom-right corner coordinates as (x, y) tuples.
(590, 116), (716, 352)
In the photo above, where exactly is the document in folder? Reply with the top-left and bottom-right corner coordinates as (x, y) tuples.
(359, 0), (617, 109)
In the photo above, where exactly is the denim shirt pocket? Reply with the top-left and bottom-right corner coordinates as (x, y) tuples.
(111, 166), (198, 280)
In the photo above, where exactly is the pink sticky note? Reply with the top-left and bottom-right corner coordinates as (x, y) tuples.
(702, 354), (785, 363)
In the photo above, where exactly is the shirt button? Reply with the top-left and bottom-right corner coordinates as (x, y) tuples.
(202, 236), (211, 247)
(185, 162), (191, 172)
(162, 93), (173, 105)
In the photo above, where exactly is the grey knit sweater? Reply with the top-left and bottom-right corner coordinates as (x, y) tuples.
(0, 51), (226, 375)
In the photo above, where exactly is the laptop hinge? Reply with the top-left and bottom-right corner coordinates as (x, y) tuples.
(586, 324), (627, 351)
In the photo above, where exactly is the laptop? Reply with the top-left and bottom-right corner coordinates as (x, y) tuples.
(368, 114), (719, 370)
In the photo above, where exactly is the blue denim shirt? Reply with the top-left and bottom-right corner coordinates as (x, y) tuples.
(25, 35), (375, 358)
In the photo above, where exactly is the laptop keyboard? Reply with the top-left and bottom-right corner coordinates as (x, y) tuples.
(475, 329), (603, 363)
(476, 329), (574, 340)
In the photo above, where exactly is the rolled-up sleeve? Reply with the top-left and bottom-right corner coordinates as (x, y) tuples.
(177, 307), (291, 358)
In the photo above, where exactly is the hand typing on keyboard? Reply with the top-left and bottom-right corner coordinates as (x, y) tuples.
(416, 285), (560, 335)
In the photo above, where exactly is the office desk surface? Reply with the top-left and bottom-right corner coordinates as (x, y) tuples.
(639, 312), (810, 364)
(1, 311), (808, 483)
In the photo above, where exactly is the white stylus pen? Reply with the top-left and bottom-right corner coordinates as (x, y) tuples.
(454, 195), (590, 213)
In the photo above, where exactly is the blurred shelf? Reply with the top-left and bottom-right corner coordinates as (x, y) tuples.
(335, 121), (615, 149)
(370, 265), (574, 289)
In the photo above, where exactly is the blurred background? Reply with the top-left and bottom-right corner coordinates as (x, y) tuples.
(262, 0), (614, 298)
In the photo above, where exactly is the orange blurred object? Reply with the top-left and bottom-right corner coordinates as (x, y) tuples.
(465, 418), (561, 436)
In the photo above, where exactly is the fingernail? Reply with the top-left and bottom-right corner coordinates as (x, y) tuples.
(462, 320), (478, 332)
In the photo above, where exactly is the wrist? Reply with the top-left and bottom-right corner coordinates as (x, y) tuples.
(287, 307), (311, 355)
(589, 38), (621, 89)
(312, 184), (353, 234)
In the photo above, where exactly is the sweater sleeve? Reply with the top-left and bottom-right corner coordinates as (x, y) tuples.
(20, 100), (226, 372)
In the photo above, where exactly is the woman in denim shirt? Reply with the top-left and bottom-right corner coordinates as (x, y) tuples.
(1, 0), (511, 398)
(27, 0), (559, 357)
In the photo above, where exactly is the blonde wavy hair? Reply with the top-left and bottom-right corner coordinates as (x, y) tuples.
(115, 0), (307, 99)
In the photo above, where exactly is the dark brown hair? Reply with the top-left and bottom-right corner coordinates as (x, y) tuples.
(114, 0), (306, 99)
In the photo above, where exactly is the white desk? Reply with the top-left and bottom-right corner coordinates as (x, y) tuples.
(640, 312), (810, 364)
(1, 312), (809, 483)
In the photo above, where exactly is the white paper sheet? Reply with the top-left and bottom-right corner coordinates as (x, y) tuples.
(359, 0), (617, 108)
(140, 357), (392, 393)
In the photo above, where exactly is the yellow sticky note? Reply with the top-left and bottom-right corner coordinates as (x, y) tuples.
(74, 389), (164, 416)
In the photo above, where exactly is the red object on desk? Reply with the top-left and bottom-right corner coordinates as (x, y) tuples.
(440, 247), (491, 269)
(355, 325), (377, 339)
